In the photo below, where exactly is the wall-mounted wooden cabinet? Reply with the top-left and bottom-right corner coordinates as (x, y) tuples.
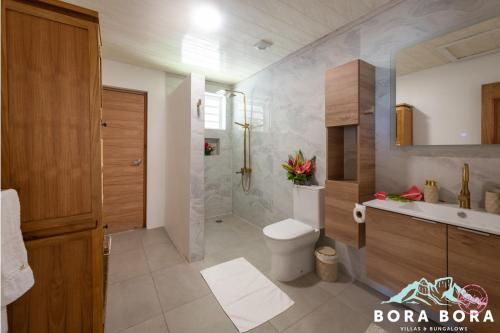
(325, 180), (364, 248)
(395, 103), (413, 146)
(324, 59), (374, 249)
(325, 60), (374, 127)
(481, 82), (500, 144)
(2, 0), (104, 331)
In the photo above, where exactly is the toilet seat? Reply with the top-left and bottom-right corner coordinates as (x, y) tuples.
(263, 218), (315, 240)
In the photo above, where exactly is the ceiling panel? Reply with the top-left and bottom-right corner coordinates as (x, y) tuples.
(396, 16), (500, 76)
(67, 0), (397, 83)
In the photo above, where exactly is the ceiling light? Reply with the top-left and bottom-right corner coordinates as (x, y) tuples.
(191, 4), (222, 32)
(254, 40), (273, 50)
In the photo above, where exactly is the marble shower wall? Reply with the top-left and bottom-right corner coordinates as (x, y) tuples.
(205, 126), (233, 217)
(204, 83), (233, 218)
(232, 0), (500, 278)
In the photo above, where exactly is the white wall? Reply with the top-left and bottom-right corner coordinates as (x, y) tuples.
(396, 51), (500, 145)
(165, 74), (206, 261)
(165, 76), (192, 257)
(102, 59), (169, 229)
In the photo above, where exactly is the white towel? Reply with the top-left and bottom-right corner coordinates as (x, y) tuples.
(1, 190), (34, 333)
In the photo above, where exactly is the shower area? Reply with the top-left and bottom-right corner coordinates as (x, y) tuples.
(203, 86), (255, 220)
(202, 80), (274, 260)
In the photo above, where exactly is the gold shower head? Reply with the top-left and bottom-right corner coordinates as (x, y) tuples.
(216, 89), (245, 98)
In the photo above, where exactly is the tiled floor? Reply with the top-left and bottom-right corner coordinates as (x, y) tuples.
(105, 214), (429, 333)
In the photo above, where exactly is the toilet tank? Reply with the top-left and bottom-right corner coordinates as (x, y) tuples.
(292, 185), (324, 229)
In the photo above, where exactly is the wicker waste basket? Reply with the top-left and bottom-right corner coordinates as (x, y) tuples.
(315, 246), (338, 282)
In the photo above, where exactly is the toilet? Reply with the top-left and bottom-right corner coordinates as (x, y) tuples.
(263, 185), (324, 282)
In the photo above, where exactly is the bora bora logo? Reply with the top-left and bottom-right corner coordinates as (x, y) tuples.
(374, 277), (494, 325)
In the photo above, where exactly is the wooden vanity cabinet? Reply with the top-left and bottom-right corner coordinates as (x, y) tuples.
(448, 226), (500, 333)
(367, 207), (500, 332)
(366, 208), (447, 292)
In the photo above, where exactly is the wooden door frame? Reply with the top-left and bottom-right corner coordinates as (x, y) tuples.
(102, 86), (148, 229)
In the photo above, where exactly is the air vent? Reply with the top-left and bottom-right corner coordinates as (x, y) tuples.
(254, 40), (273, 50)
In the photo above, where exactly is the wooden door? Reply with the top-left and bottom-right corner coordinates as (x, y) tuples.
(482, 82), (500, 144)
(448, 226), (500, 333)
(102, 87), (146, 233)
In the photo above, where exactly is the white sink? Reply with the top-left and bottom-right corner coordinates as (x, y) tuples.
(363, 199), (500, 235)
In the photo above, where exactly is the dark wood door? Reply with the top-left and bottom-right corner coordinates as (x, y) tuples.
(102, 87), (146, 233)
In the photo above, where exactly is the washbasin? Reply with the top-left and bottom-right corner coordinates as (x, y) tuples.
(364, 199), (500, 235)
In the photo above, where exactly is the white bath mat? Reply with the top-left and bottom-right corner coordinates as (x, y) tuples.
(200, 257), (294, 332)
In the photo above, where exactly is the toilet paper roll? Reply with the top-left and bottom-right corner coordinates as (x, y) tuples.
(353, 203), (366, 224)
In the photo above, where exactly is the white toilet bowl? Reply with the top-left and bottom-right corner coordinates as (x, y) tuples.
(263, 218), (320, 282)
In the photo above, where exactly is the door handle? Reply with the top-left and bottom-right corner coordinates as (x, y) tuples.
(132, 159), (142, 166)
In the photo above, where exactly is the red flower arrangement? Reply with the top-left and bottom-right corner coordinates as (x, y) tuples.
(205, 141), (215, 155)
(281, 150), (316, 185)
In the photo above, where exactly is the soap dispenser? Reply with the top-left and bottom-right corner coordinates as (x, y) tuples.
(424, 180), (439, 203)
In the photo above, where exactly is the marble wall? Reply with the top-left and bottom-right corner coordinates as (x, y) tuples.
(204, 83), (233, 218)
(205, 127), (233, 218)
(232, 0), (500, 278)
(188, 73), (206, 262)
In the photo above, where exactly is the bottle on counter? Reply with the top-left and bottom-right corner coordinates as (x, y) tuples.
(424, 180), (439, 203)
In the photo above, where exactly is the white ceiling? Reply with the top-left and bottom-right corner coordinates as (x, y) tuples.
(67, 0), (396, 84)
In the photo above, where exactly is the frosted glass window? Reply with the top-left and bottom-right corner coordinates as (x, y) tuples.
(204, 92), (226, 130)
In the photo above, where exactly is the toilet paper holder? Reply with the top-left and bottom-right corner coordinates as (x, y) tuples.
(353, 203), (366, 224)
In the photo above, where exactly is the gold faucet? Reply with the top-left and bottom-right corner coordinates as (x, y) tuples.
(458, 163), (471, 209)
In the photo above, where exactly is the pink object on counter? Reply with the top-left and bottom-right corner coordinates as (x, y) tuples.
(400, 185), (423, 201)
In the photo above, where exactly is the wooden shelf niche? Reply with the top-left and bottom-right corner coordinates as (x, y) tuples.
(324, 59), (375, 249)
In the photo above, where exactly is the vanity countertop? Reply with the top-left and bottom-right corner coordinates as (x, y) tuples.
(363, 199), (500, 236)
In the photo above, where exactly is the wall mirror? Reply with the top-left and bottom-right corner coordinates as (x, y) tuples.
(394, 15), (500, 146)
